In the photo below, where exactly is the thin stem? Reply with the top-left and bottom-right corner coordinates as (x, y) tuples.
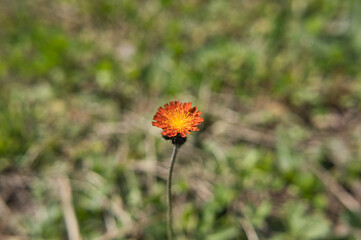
(167, 144), (179, 240)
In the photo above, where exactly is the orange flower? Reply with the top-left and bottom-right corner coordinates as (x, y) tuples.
(152, 101), (204, 138)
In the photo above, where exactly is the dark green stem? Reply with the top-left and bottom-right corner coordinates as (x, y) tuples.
(167, 144), (179, 240)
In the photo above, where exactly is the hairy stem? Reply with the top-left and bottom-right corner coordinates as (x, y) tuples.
(167, 144), (179, 240)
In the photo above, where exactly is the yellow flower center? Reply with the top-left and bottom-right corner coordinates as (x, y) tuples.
(167, 110), (190, 130)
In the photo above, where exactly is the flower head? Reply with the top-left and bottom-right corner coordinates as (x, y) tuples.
(152, 101), (204, 138)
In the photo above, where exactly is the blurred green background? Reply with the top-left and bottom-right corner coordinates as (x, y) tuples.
(1, 0), (361, 239)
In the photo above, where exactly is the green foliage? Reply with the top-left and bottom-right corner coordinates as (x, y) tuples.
(1, 0), (361, 239)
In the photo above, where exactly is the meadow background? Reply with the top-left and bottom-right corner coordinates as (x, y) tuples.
(1, 0), (361, 239)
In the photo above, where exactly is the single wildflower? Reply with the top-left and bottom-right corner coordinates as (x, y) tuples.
(152, 101), (204, 240)
(152, 101), (203, 144)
